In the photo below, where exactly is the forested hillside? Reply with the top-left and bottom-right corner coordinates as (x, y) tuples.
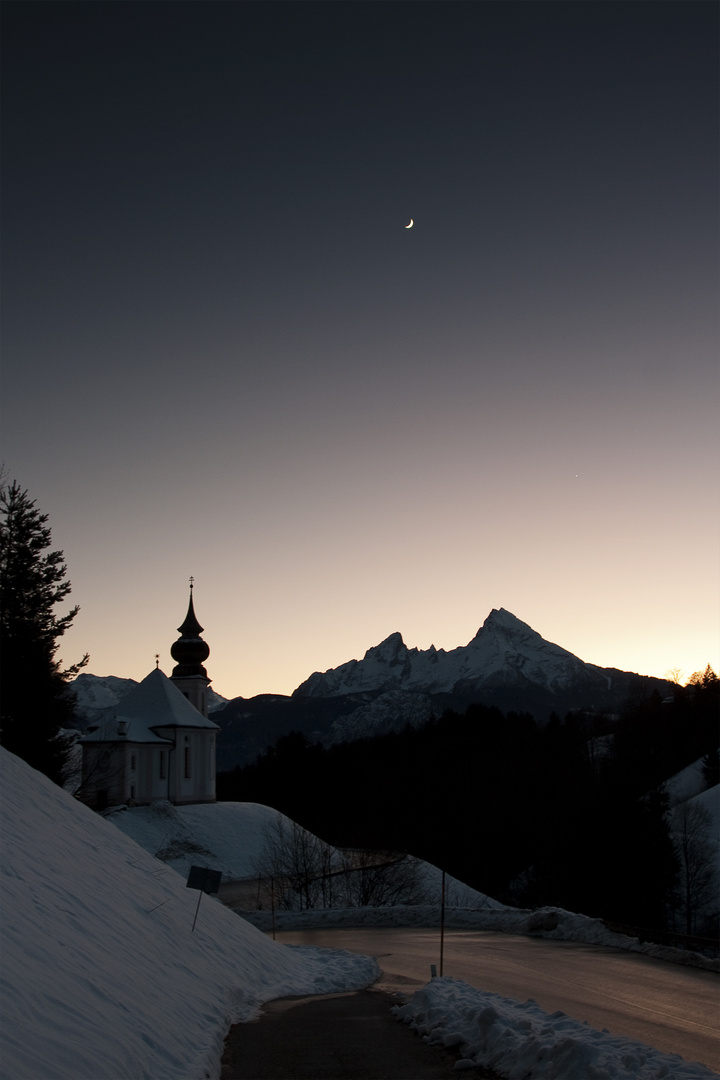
(219, 669), (719, 934)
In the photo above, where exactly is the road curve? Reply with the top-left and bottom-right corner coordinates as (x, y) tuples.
(272, 927), (719, 1073)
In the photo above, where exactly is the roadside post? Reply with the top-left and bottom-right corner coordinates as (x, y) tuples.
(440, 869), (446, 976)
(186, 865), (223, 932)
(270, 876), (276, 940)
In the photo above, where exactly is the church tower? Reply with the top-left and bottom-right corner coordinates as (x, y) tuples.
(170, 579), (211, 718)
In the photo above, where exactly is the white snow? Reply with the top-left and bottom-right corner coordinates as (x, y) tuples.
(694, 784), (720, 842)
(1, 747), (717, 1080)
(323, 688), (437, 745)
(69, 673), (139, 714)
(666, 758), (713, 806)
(664, 763), (720, 895)
(0, 749), (378, 1080)
(393, 977), (718, 1080)
(103, 799), (296, 880)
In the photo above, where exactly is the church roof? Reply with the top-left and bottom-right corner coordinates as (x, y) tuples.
(81, 668), (219, 744)
(81, 713), (173, 745)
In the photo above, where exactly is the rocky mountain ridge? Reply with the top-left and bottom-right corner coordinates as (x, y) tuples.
(294, 608), (616, 700)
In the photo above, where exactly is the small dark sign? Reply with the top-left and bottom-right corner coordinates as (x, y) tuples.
(186, 865), (222, 895)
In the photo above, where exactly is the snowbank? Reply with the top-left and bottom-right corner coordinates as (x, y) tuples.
(0, 750), (378, 1080)
(393, 977), (718, 1080)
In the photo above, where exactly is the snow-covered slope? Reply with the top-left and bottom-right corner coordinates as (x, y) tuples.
(104, 799), (289, 881)
(664, 758), (719, 848)
(666, 757), (713, 806)
(694, 785), (720, 843)
(322, 690), (438, 746)
(294, 608), (661, 702)
(0, 749), (378, 1080)
(103, 799), (502, 910)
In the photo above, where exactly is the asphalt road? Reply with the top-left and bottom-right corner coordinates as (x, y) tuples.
(272, 927), (719, 1073)
(220, 989), (500, 1079)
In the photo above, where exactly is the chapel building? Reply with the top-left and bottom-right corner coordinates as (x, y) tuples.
(79, 586), (219, 809)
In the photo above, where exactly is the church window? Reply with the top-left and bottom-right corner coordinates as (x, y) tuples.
(159, 751), (166, 780)
(184, 747), (191, 779)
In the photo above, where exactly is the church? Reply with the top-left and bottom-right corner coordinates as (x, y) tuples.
(79, 586), (220, 809)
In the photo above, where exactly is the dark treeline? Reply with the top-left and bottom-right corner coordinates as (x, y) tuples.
(218, 669), (718, 930)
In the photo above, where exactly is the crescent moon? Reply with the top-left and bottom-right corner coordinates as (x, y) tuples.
(405, 218), (414, 228)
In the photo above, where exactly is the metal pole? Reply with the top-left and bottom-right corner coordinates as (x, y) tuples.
(271, 876), (276, 941)
(191, 889), (203, 933)
(440, 869), (446, 977)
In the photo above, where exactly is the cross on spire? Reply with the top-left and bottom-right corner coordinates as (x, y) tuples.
(189, 575), (194, 593)
(155, 653), (159, 669)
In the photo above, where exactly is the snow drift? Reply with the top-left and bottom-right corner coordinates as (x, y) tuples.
(394, 977), (718, 1080)
(0, 749), (378, 1080)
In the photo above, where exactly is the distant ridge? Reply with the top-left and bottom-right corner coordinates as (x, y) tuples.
(293, 609), (615, 700)
(210, 610), (672, 769)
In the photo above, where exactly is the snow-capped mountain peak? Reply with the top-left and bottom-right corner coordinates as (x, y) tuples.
(293, 610), (627, 701)
(461, 609), (584, 685)
(478, 607), (529, 632)
(284, 611), (673, 748)
(470, 608), (575, 658)
(363, 631), (407, 666)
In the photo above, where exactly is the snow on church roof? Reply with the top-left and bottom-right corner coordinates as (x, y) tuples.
(81, 668), (219, 744)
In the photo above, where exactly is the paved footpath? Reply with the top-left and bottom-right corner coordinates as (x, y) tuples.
(220, 987), (498, 1079)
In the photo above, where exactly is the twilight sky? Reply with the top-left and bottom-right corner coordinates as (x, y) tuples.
(2, 1), (718, 699)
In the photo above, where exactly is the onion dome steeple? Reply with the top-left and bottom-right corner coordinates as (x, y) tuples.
(171, 578), (210, 678)
(170, 579), (211, 717)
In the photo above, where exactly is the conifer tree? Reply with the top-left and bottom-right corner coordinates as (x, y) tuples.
(0, 479), (88, 783)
